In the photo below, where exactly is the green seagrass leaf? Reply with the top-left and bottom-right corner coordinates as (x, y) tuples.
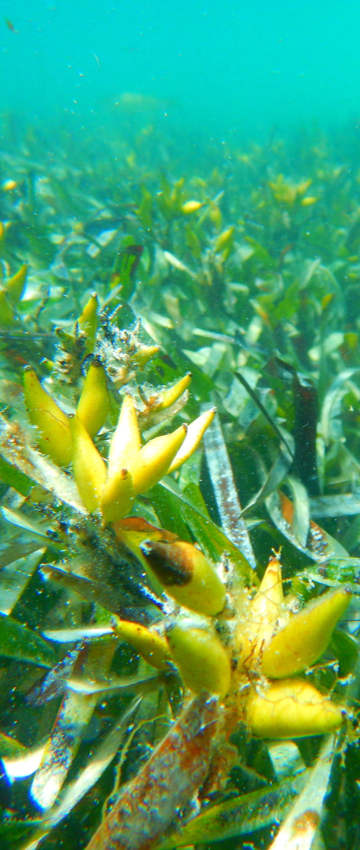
(269, 736), (335, 850)
(0, 455), (32, 495)
(0, 731), (27, 757)
(158, 774), (305, 848)
(0, 612), (56, 668)
(0, 819), (43, 848)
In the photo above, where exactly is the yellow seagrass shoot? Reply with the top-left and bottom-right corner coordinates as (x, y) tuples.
(111, 548), (351, 742)
(140, 551), (350, 741)
(23, 364), (215, 521)
(236, 553), (350, 738)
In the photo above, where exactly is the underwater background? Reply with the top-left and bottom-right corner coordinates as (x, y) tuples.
(3, 0), (360, 139)
(2, 3), (360, 850)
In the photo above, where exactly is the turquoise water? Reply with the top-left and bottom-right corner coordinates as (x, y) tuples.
(2, 0), (360, 138)
(2, 5), (360, 849)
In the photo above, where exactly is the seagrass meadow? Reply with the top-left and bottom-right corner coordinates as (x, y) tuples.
(1, 116), (360, 850)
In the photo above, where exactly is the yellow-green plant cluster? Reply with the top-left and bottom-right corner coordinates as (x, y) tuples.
(145, 549), (350, 738)
(22, 359), (350, 742)
(23, 362), (214, 520)
(109, 544), (349, 739)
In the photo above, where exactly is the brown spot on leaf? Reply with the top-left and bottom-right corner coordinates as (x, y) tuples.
(292, 809), (320, 835)
(140, 539), (193, 586)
